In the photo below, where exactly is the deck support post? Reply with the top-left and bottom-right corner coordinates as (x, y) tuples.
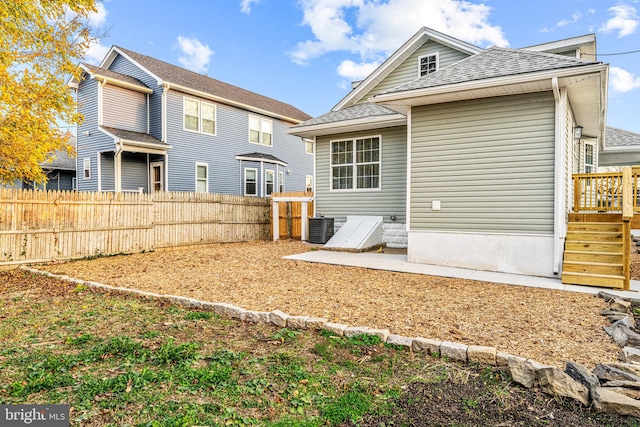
(622, 166), (633, 290)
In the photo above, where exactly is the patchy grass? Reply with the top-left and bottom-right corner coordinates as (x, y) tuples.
(1, 269), (639, 427)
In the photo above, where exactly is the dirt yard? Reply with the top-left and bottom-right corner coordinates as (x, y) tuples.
(41, 240), (626, 369)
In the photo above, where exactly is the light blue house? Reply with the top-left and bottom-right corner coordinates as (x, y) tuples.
(70, 46), (313, 196)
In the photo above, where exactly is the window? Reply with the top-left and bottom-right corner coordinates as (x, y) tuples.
(418, 53), (438, 77)
(265, 170), (274, 196)
(244, 168), (257, 196)
(72, 177), (77, 190)
(83, 158), (91, 179)
(304, 138), (314, 154)
(278, 171), (284, 193)
(195, 163), (208, 192)
(184, 97), (216, 135)
(306, 175), (313, 193)
(585, 142), (594, 173)
(249, 115), (272, 146)
(331, 136), (380, 191)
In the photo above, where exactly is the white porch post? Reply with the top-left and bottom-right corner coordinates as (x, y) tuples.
(301, 202), (308, 241)
(272, 201), (279, 241)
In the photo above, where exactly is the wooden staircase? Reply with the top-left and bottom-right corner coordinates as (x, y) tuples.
(562, 214), (626, 289)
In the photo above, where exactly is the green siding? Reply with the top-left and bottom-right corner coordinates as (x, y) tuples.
(316, 126), (407, 222)
(362, 40), (470, 101)
(410, 92), (556, 234)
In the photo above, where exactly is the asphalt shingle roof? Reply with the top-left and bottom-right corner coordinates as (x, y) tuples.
(101, 126), (169, 147)
(606, 127), (640, 148)
(115, 46), (311, 123)
(236, 152), (287, 164)
(380, 46), (601, 95)
(293, 103), (401, 128)
(82, 63), (150, 90)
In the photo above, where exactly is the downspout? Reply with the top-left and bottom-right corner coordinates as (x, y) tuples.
(406, 107), (412, 233)
(313, 136), (317, 216)
(552, 77), (564, 275)
(114, 139), (123, 192)
(162, 84), (169, 191)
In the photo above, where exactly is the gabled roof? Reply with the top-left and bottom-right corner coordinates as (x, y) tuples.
(378, 47), (601, 95)
(289, 103), (406, 138)
(71, 64), (153, 93)
(605, 127), (640, 149)
(332, 27), (483, 111)
(41, 137), (76, 171)
(103, 46), (311, 124)
(100, 126), (172, 154)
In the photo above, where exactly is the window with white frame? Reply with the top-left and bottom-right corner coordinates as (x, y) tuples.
(304, 138), (314, 154)
(306, 175), (313, 193)
(184, 97), (216, 135)
(331, 136), (380, 190)
(418, 53), (438, 77)
(244, 168), (257, 196)
(584, 142), (594, 173)
(83, 158), (91, 179)
(265, 170), (274, 196)
(195, 163), (208, 192)
(278, 171), (284, 193)
(249, 115), (272, 146)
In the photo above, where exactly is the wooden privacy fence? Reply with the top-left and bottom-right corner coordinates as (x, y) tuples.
(271, 192), (314, 239)
(0, 188), (270, 268)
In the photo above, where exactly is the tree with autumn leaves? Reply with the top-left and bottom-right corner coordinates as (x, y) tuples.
(0, 0), (98, 185)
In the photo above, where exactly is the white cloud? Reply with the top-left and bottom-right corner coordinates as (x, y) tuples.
(610, 66), (640, 92)
(176, 36), (214, 73)
(557, 11), (582, 28)
(88, 2), (108, 27)
(84, 42), (110, 64)
(336, 59), (380, 80)
(82, 2), (109, 64)
(241, 0), (261, 14)
(599, 4), (639, 37)
(290, 0), (508, 68)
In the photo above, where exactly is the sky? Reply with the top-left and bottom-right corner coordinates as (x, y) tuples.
(82, 0), (640, 133)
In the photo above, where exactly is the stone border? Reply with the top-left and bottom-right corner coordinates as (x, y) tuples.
(19, 266), (639, 416)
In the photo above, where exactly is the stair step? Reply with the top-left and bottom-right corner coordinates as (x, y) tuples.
(563, 250), (623, 264)
(566, 231), (624, 241)
(561, 271), (625, 289)
(567, 222), (623, 232)
(565, 241), (623, 252)
(562, 261), (624, 275)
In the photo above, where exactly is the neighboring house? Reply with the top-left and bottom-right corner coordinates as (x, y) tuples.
(290, 27), (610, 278)
(69, 47), (313, 196)
(599, 127), (640, 168)
(3, 136), (77, 191)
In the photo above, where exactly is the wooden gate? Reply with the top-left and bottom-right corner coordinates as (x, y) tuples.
(271, 192), (314, 239)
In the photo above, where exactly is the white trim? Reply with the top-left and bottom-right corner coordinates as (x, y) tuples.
(162, 85), (168, 142)
(249, 115), (273, 146)
(98, 80), (105, 126)
(76, 64), (154, 94)
(83, 158), (91, 179)
(552, 77), (563, 275)
(406, 108), (412, 231)
(417, 51), (439, 77)
(96, 152), (102, 191)
(584, 141), (595, 172)
(195, 162), (208, 193)
(523, 34), (595, 54)
(288, 114), (406, 138)
(183, 97), (217, 135)
(304, 138), (314, 154)
(265, 169), (275, 196)
(278, 170), (284, 193)
(329, 135), (382, 192)
(244, 168), (258, 196)
(234, 155), (287, 167)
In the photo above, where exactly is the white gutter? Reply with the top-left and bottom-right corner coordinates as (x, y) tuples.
(288, 114), (407, 138)
(406, 107), (412, 231)
(552, 77), (564, 275)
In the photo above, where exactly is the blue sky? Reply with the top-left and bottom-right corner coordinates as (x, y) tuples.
(84, 0), (640, 132)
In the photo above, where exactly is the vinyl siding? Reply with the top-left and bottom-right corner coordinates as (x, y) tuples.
(103, 85), (147, 132)
(76, 78), (115, 192)
(362, 40), (470, 100)
(165, 89), (312, 194)
(315, 126), (407, 222)
(410, 92), (555, 234)
(121, 152), (148, 192)
(109, 54), (163, 140)
(100, 153), (115, 191)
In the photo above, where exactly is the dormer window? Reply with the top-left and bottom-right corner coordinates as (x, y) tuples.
(418, 53), (439, 77)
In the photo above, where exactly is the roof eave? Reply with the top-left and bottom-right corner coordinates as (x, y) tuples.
(288, 114), (407, 138)
(234, 155), (288, 167)
(80, 64), (153, 94)
(164, 82), (305, 124)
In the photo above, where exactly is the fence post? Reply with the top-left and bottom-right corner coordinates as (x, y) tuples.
(622, 167), (633, 290)
(272, 200), (279, 241)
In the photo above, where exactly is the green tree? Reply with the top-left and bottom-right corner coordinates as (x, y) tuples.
(0, 0), (98, 185)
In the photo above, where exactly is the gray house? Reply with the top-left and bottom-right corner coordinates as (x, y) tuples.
(70, 46), (313, 196)
(291, 27), (610, 278)
(599, 127), (640, 167)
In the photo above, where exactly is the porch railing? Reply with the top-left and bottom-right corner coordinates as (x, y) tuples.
(572, 167), (640, 213)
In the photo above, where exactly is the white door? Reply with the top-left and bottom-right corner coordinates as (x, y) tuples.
(150, 162), (163, 192)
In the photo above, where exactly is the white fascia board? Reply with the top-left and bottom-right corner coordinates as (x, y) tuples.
(371, 64), (608, 105)
(234, 156), (288, 167)
(523, 34), (595, 53)
(332, 27), (483, 112)
(287, 114), (407, 138)
(104, 46), (164, 86)
(166, 83), (303, 125)
(602, 145), (640, 152)
(79, 64), (153, 94)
